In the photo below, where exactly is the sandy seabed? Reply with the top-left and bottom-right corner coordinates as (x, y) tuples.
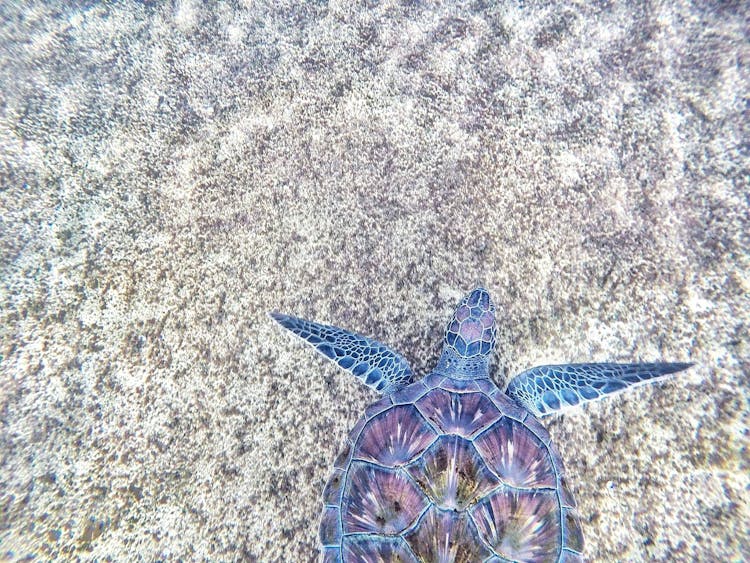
(1, 1), (748, 561)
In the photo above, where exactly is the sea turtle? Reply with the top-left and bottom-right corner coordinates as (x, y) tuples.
(271, 288), (691, 562)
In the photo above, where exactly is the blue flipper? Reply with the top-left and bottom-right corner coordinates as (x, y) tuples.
(505, 362), (693, 417)
(270, 312), (414, 395)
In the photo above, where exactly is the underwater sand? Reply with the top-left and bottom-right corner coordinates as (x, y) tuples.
(1, 1), (748, 561)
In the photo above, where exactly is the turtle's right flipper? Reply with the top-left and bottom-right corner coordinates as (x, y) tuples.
(269, 313), (414, 395)
(505, 362), (693, 417)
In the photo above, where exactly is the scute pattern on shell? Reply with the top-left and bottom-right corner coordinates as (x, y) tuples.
(320, 377), (584, 563)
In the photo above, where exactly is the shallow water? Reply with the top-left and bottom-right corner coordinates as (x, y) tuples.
(0, 1), (748, 561)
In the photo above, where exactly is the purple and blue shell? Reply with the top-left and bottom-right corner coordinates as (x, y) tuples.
(320, 373), (584, 563)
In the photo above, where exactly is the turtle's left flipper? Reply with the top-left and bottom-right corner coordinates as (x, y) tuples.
(269, 312), (414, 395)
(505, 362), (693, 417)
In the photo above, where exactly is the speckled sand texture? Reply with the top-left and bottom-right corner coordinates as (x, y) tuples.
(1, 1), (748, 561)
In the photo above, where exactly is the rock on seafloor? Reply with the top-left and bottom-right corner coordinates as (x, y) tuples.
(0, 1), (747, 561)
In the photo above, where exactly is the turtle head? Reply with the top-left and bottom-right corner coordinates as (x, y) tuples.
(435, 287), (497, 379)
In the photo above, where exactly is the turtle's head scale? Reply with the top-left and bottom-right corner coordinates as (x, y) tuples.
(435, 287), (497, 379)
(444, 287), (497, 357)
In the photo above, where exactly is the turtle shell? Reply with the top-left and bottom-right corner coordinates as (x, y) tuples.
(319, 373), (584, 563)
